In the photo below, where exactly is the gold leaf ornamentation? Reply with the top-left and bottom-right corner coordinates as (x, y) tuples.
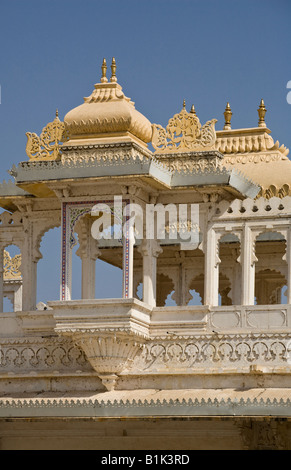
(26, 111), (69, 161)
(3, 250), (21, 280)
(152, 104), (217, 153)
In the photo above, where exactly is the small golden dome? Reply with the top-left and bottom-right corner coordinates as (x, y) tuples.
(64, 59), (152, 145)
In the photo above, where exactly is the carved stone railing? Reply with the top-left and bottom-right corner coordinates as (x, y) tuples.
(1, 302), (291, 392)
(212, 196), (291, 219)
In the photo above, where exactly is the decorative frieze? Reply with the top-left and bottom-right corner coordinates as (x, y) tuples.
(1, 393), (291, 420)
(0, 337), (91, 373)
(155, 150), (223, 173)
(138, 332), (291, 372)
(213, 196), (291, 219)
(61, 142), (152, 167)
(216, 130), (289, 156)
(258, 184), (291, 199)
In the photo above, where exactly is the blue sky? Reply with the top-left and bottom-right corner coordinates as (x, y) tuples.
(0, 0), (291, 305)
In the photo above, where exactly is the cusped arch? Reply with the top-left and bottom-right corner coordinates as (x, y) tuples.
(156, 273), (176, 307)
(187, 273), (204, 305)
(255, 230), (287, 277)
(34, 217), (61, 261)
(218, 272), (232, 306)
(255, 230), (286, 242)
(255, 268), (287, 305)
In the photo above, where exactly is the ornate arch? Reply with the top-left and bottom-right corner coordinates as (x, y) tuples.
(33, 216), (61, 262)
(254, 227), (288, 268)
(187, 272), (204, 305)
(156, 273), (176, 307)
(255, 268), (287, 305)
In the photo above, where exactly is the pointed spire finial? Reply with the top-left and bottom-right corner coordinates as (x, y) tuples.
(55, 109), (59, 118)
(223, 102), (232, 130)
(190, 104), (197, 116)
(101, 58), (108, 83)
(258, 98), (267, 127)
(110, 57), (117, 83)
(183, 99), (186, 110)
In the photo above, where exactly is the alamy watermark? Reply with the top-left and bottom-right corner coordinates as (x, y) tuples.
(90, 196), (200, 250)
(287, 80), (291, 104)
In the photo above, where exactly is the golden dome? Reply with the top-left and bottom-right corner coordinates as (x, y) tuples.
(64, 58), (152, 145)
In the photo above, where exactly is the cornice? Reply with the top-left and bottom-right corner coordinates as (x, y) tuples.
(1, 393), (291, 417)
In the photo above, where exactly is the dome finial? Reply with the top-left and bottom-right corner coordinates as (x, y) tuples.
(101, 58), (108, 83)
(183, 99), (186, 110)
(110, 57), (117, 83)
(223, 102), (232, 130)
(190, 104), (196, 116)
(258, 98), (267, 127)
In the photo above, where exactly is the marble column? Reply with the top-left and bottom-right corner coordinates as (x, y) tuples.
(76, 217), (101, 299)
(138, 239), (163, 307)
(204, 227), (220, 306)
(21, 224), (38, 311)
(122, 224), (135, 299)
(241, 225), (257, 306)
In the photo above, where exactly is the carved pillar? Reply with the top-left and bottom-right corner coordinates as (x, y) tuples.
(138, 239), (163, 306)
(174, 251), (186, 306)
(232, 260), (242, 305)
(228, 245), (242, 305)
(13, 283), (23, 312)
(122, 224), (135, 299)
(204, 227), (220, 306)
(22, 231), (39, 311)
(241, 225), (257, 305)
(76, 217), (100, 299)
(60, 202), (72, 301)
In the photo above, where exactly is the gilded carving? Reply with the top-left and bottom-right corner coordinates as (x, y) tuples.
(258, 184), (291, 199)
(159, 154), (223, 173)
(216, 133), (289, 156)
(152, 102), (217, 153)
(3, 250), (21, 279)
(26, 111), (69, 161)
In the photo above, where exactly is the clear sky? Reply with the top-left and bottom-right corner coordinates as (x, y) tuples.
(0, 0), (291, 305)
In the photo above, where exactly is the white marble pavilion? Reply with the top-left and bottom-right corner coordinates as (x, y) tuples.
(0, 59), (291, 449)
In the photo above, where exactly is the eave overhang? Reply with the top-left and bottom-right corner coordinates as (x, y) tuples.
(2, 144), (260, 203)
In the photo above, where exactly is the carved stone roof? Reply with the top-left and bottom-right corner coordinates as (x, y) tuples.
(2, 62), (290, 202)
(216, 127), (291, 192)
(64, 59), (152, 146)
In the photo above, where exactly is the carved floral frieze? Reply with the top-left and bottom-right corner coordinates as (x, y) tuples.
(135, 333), (291, 372)
(0, 337), (91, 372)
